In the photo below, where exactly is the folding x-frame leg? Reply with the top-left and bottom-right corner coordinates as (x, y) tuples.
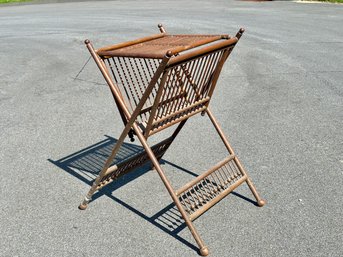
(79, 117), (209, 255)
(133, 124), (210, 256)
(205, 108), (266, 207)
(77, 121), (188, 211)
(79, 108), (265, 256)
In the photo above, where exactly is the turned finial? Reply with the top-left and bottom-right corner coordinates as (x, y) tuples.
(166, 50), (173, 57)
(158, 23), (166, 33)
(236, 28), (245, 39)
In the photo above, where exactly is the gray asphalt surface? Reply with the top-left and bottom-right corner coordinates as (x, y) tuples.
(1, 1), (342, 256)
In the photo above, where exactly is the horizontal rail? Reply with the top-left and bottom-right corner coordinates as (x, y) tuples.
(138, 91), (187, 116)
(151, 97), (210, 127)
(167, 37), (237, 67)
(97, 33), (166, 54)
(164, 34), (229, 37)
(175, 155), (236, 196)
(189, 175), (247, 221)
(168, 35), (224, 56)
(148, 105), (207, 137)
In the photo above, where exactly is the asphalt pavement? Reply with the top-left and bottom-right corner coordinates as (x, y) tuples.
(0, 1), (342, 256)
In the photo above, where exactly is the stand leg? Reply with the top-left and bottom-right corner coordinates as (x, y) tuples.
(246, 177), (266, 207)
(132, 122), (209, 256)
(78, 119), (134, 210)
(205, 108), (266, 207)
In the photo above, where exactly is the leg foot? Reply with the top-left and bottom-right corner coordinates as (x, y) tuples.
(246, 178), (265, 208)
(257, 199), (266, 207)
(78, 203), (88, 210)
(199, 246), (209, 256)
(78, 196), (91, 210)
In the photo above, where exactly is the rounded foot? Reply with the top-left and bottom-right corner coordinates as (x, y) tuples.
(199, 246), (209, 256)
(78, 204), (88, 210)
(257, 199), (266, 207)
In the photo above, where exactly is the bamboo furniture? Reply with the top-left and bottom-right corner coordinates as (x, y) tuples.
(79, 24), (265, 256)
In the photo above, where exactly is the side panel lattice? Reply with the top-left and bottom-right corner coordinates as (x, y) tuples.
(104, 49), (226, 135)
(149, 50), (224, 132)
(104, 57), (162, 124)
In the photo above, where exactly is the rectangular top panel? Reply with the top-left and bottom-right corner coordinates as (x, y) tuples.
(97, 34), (228, 59)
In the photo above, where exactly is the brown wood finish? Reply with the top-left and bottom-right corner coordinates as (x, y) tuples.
(78, 24), (265, 256)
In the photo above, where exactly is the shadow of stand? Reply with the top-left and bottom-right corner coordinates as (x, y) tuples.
(48, 135), (198, 251)
(48, 135), (257, 252)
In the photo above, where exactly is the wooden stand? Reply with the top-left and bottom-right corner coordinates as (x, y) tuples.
(79, 24), (265, 256)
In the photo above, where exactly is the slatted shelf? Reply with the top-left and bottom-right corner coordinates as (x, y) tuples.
(176, 155), (247, 221)
(97, 137), (172, 189)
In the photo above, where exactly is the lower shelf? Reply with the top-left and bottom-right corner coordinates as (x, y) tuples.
(97, 137), (173, 190)
(176, 155), (247, 221)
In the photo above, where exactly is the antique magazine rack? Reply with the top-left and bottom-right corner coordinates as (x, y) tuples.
(79, 24), (265, 256)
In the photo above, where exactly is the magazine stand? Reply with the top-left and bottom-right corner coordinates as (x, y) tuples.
(79, 24), (265, 256)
